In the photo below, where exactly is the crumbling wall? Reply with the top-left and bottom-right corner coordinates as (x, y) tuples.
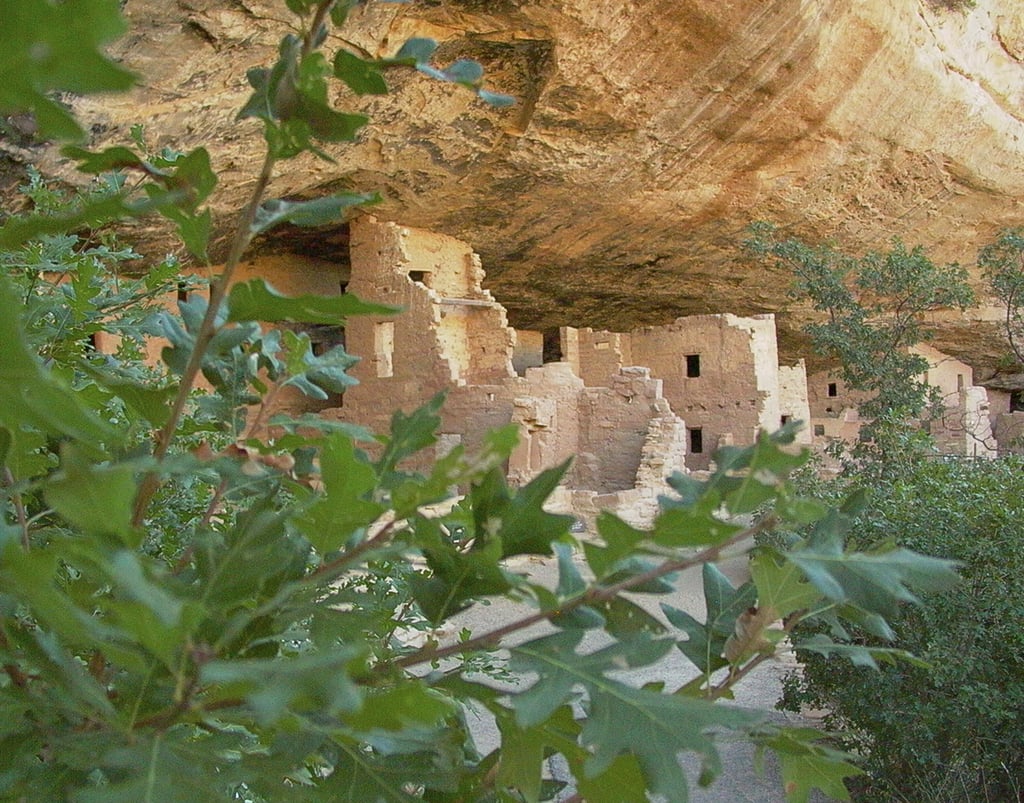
(806, 371), (867, 446)
(512, 329), (544, 376)
(504, 363), (585, 488)
(338, 216), (517, 439)
(993, 411), (1024, 454)
(986, 389), (1024, 454)
(914, 345), (994, 458)
(562, 327), (633, 387)
(574, 367), (666, 493)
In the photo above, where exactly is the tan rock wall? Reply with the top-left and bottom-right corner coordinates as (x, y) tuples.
(562, 327), (633, 387)
(54, 0), (1024, 371)
(338, 216), (517, 441)
(628, 314), (778, 470)
(778, 360), (813, 444)
(575, 368), (666, 493)
(512, 329), (544, 376)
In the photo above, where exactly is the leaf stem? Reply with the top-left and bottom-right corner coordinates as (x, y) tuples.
(132, 148), (278, 525)
(385, 516), (776, 673)
(707, 614), (801, 701)
(312, 518), (398, 579)
(2, 467), (30, 549)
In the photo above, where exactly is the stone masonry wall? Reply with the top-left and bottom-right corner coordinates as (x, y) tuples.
(627, 314), (779, 471)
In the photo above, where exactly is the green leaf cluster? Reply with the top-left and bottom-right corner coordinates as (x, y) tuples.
(745, 222), (975, 463)
(781, 456), (1024, 802)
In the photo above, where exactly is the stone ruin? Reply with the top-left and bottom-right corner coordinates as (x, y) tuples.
(105, 215), (1009, 525)
(276, 216), (997, 525)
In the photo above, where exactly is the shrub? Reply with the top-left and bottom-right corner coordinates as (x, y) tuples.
(781, 456), (1024, 801)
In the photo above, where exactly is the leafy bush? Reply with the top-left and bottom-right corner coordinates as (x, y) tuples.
(781, 456), (1024, 801)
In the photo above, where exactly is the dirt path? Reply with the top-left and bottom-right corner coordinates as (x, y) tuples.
(446, 553), (830, 802)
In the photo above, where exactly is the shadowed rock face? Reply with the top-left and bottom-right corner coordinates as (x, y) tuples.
(26, 0), (1024, 371)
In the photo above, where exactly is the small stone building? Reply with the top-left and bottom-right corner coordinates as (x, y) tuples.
(807, 345), (996, 458)
(564, 315), (812, 470)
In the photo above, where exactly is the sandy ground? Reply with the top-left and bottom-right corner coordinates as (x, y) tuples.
(441, 551), (831, 802)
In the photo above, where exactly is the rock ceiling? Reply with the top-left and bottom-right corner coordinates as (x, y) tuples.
(17, 0), (1024, 372)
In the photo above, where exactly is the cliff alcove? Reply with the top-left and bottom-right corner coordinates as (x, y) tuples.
(10, 0), (1024, 374)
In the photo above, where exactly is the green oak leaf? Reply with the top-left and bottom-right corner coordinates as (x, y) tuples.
(0, 0), (135, 140)
(44, 446), (141, 546)
(662, 563), (757, 676)
(787, 537), (960, 618)
(294, 432), (384, 553)
(750, 551), (821, 619)
(227, 278), (395, 322)
(755, 727), (863, 803)
(510, 630), (761, 802)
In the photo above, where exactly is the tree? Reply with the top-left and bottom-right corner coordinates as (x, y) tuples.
(0, 3), (961, 800)
(746, 222), (975, 463)
(979, 227), (1024, 367)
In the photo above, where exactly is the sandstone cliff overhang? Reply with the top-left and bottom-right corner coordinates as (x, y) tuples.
(9, 0), (1024, 372)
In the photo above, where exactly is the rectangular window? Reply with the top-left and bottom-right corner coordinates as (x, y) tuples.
(957, 374), (965, 391)
(780, 415), (791, 426)
(813, 424), (825, 437)
(374, 321), (394, 378)
(827, 382), (838, 397)
(688, 427), (703, 454)
(686, 354), (701, 378)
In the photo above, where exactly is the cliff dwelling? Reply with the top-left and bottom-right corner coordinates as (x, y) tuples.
(218, 216), (1005, 527)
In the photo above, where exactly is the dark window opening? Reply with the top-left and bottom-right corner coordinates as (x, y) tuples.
(780, 415), (791, 426)
(339, 280), (349, 294)
(686, 354), (701, 378)
(542, 329), (563, 363)
(813, 424), (825, 437)
(409, 270), (431, 287)
(306, 324), (346, 357)
(688, 427), (703, 454)
(1011, 390), (1024, 412)
(827, 382), (838, 397)
(957, 374), (965, 391)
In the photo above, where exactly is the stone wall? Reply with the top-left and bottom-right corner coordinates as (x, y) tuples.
(807, 346), (997, 457)
(566, 314), (786, 470)
(316, 217), (696, 524)
(778, 360), (813, 445)
(914, 344), (995, 458)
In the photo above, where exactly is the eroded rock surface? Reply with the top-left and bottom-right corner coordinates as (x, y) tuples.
(20, 0), (1024, 370)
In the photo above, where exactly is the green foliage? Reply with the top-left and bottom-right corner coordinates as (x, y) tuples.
(746, 223), (974, 463)
(781, 457), (1024, 801)
(0, 4), (966, 802)
(0, 0), (135, 140)
(978, 227), (1024, 367)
